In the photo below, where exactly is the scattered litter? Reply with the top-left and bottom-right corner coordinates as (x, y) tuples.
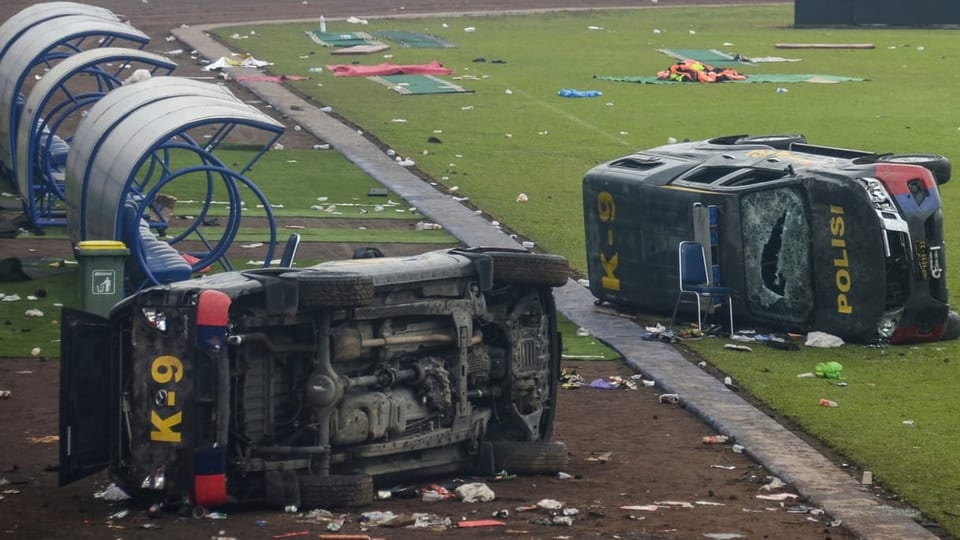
(241, 242), (264, 249)
(805, 331), (844, 348)
(818, 399), (839, 408)
(711, 465), (736, 470)
(732, 444), (745, 454)
(704, 534), (745, 540)
(109, 509), (130, 520)
(760, 477), (786, 491)
(347, 16), (369, 24)
(558, 88), (602, 98)
(861, 471), (873, 485)
(659, 393), (680, 404)
(26, 435), (58, 443)
(0, 390), (10, 398)
(464, 26), (476, 33)
(556, 472), (574, 480)
(2, 294), (21, 302)
(902, 420), (915, 426)
(696, 500), (726, 506)
(420, 484), (456, 502)
(516, 193), (529, 203)
(654, 500), (695, 509)
(537, 498), (564, 510)
(457, 519), (505, 528)
(620, 504), (659, 512)
(815, 361), (843, 379)
(723, 344), (752, 352)
(585, 451), (612, 463)
(702, 435), (729, 444)
(797, 372), (815, 378)
(415, 222), (442, 231)
(456, 482), (495, 503)
(756, 492), (799, 501)
(95, 483), (131, 501)
(31, 347), (41, 357)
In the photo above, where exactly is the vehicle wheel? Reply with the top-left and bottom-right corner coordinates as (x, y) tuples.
(283, 271), (375, 308)
(489, 251), (570, 287)
(490, 441), (569, 474)
(298, 473), (373, 509)
(876, 154), (951, 185)
(943, 310), (960, 341)
(734, 134), (806, 150)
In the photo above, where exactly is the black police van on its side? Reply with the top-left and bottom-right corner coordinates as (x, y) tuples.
(583, 134), (959, 344)
(59, 248), (570, 511)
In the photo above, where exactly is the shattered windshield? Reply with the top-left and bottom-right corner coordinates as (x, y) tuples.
(741, 186), (813, 322)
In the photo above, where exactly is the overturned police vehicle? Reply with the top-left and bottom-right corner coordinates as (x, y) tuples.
(584, 134), (959, 344)
(59, 248), (570, 510)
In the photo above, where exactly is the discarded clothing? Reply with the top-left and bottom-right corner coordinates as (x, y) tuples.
(657, 59), (746, 83)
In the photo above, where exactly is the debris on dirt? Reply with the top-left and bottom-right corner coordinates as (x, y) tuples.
(536, 499), (564, 511)
(456, 519), (505, 528)
(756, 492), (799, 501)
(585, 451), (612, 463)
(702, 435), (729, 444)
(94, 483), (131, 501)
(658, 393), (680, 404)
(25, 435), (58, 444)
(760, 477), (787, 491)
(455, 483), (495, 503)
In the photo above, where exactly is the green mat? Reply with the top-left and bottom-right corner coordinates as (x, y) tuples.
(377, 30), (454, 48)
(658, 48), (749, 67)
(596, 74), (866, 84)
(307, 31), (374, 47)
(368, 74), (473, 95)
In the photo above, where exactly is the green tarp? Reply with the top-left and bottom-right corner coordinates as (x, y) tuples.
(657, 48), (749, 67)
(377, 30), (454, 48)
(307, 31), (374, 47)
(368, 74), (472, 95)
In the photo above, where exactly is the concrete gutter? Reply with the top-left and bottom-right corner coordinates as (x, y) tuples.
(174, 22), (935, 540)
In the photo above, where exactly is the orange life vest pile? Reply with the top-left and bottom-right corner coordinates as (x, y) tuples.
(657, 59), (747, 83)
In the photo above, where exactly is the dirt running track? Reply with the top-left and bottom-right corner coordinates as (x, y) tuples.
(0, 1), (888, 539)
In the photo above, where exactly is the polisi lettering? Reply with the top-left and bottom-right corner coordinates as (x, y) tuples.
(830, 205), (853, 314)
(597, 191), (620, 291)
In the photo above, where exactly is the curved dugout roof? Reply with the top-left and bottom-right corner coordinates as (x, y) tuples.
(0, 15), (149, 175)
(73, 94), (283, 241)
(0, 2), (117, 63)
(65, 78), (250, 241)
(16, 48), (177, 225)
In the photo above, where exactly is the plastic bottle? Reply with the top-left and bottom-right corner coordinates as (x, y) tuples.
(702, 435), (729, 444)
(819, 398), (839, 407)
(319, 15), (327, 32)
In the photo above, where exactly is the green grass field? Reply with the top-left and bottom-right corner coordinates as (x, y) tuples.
(211, 5), (960, 533)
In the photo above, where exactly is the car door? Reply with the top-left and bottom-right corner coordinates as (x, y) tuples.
(59, 308), (119, 486)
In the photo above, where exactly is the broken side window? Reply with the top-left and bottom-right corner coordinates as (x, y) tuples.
(740, 186), (813, 323)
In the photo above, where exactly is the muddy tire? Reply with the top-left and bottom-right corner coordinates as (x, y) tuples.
(876, 153), (951, 185)
(735, 134), (806, 150)
(490, 441), (569, 474)
(298, 473), (373, 509)
(489, 251), (569, 287)
(283, 271), (374, 308)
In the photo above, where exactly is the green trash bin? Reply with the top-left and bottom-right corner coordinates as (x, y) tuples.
(74, 240), (129, 318)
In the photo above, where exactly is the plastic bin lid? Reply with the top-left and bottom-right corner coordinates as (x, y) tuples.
(76, 240), (128, 251)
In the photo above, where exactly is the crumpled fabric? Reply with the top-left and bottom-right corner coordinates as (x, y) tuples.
(805, 331), (844, 348)
(455, 482), (495, 503)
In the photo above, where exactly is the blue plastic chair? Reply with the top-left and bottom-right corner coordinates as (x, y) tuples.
(279, 233), (301, 267)
(670, 241), (734, 336)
